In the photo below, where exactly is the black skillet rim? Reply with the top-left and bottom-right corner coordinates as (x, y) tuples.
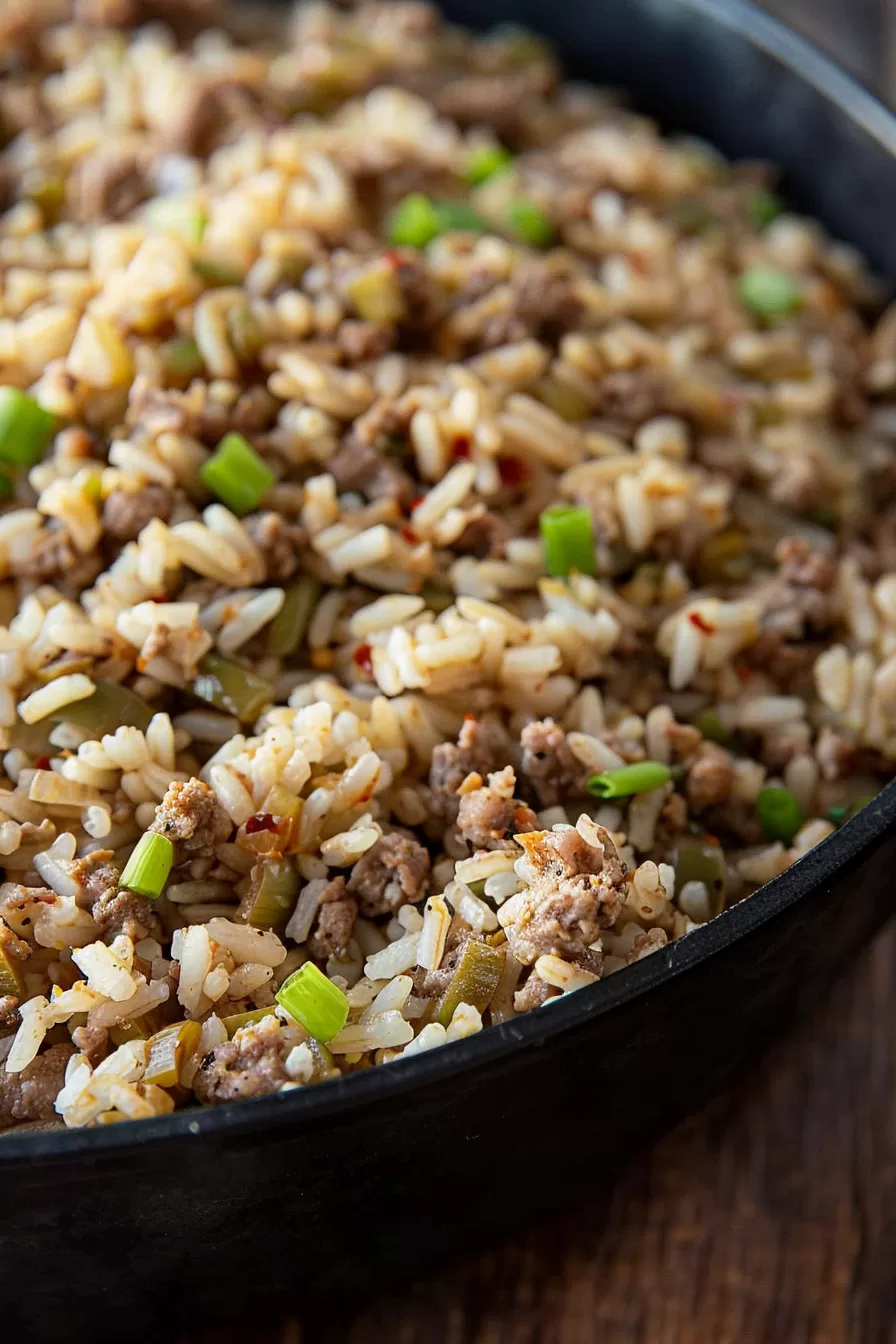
(4, 0), (896, 1162)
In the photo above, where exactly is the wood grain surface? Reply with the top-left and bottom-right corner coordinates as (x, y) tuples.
(181, 920), (896, 1344)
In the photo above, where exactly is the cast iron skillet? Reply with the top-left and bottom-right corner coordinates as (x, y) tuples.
(7, 1), (896, 1336)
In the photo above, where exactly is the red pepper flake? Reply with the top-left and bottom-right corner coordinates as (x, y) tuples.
(451, 434), (472, 460)
(353, 642), (373, 676)
(688, 611), (716, 635)
(464, 713), (476, 724)
(629, 252), (649, 275)
(382, 249), (405, 271)
(497, 455), (527, 488)
(409, 496), (425, 512)
(699, 832), (722, 847)
(400, 525), (418, 544)
(246, 813), (277, 834)
(34, 755), (51, 771)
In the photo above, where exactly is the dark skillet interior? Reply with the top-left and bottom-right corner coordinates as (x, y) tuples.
(7, 1), (896, 1336)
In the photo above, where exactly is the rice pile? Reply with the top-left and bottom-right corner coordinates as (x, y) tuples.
(1, 0), (895, 1131)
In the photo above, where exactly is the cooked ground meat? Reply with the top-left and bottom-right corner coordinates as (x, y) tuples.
(394, 254), (448, 334)
(347, 832), (431, 917)
(71, 1022), (109, 1067)
(513, 972), (560, 1012)
(102, 484), (175, 543)
(91, 886), (164, 944)
(686, 747), (736, 811)
(193, 1016), (292, 1105)
(472, 262), (581, 352)
(244, 511), (307, 581)
(68, 144), (150, 223)
(337, 319), (395, 363)
(519, 718), (586, 808)
(766, 536), (838, 635)
(0, 1044), (74, 1129)
(456, 769), (537, 851)
(452, 510), (511, 559)
(597, 369), (667, 425)
(627, 927), (668, 964)
(69, 850), (120, 911)
(429, 717), (514, 817)
(307, 877), (357, 959)
(9, 525), (103, 591)
(151, 778), (233, 858)
(498, 824), (627, 965)
(815, 725), (857, 782)
(328, 434), (415, 504)
(431, 69), (554, 136)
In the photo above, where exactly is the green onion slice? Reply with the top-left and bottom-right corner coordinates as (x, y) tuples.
(737, 265), (800, 318)
(587, 761), (674, 799)
(539, 505), (596, 577)
(200, 432), (274, 516)
(755, 785), (804, 844)
(276, 961), (349, 1043)
(386, 194), (441, 248)
(0, 387), (56, 468)
(748, 188), (783, 230)
(465, 144), (513, 186)
(119, 831), (174, 900)
(506, 198), (554, 248)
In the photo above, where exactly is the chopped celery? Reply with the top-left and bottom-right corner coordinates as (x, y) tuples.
(49, 679), (152, 734)
(144, 1020), (202, 1088)
(239, 858), (300, 929)
(266, 575), (321, 657)
(435, 939), (504, 1027)
(193, 653), (274, 722)
(200, 432), (274, 516)
(673, 836), (727, 917)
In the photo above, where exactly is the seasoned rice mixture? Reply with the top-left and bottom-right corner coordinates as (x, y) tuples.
(1, 0), (895, 1131)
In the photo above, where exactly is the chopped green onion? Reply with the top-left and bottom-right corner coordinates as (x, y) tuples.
(694, 707), (733, 748)
(386, 195), (491, 249)
(506, 198), (554, 248)
(160, 335), (204, 381)
(200, 431), (274, 516)
(119, 831), (173, 900)
(276, 961), (349, 1043)
(587, 761), (674, 799)
(539, 505), (596, 577)
(0, 387), (56, 468)
(192, 652), (274, 723)
(266, 574), (321, 658)
(146, 197), (207, 245)
(386, 193), (441, 248)
(826, 804), (848, 826)
(49, 679), (152, 734)
(737, 265), (800, 318)
(755, 785), (804, 844)
(192, 257), (244, 287)
(433, 201), (490, 235)
(465, 143), (513, 186)
(748, 187), (784, 230)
